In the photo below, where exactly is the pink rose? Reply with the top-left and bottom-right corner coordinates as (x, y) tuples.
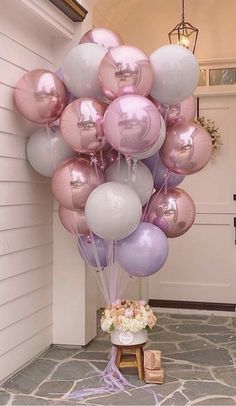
(139, 300), (146, 306)
(125, 308), (134, 318)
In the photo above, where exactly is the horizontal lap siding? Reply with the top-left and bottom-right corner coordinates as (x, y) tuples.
(0, 23), (54, 383)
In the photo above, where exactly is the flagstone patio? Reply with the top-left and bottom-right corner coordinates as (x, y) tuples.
(1, 312), (236, 405)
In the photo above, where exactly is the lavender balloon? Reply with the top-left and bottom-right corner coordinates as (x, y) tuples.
(117, 222), (169, 277)
(143, 153), (185, 190)
(78, 234), (108, 268)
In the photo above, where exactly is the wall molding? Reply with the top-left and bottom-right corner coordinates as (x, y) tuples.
(16, 0), (75, 39)
(149, 299), (236, 312)
(196, 57), (236, 97)
(198, 57), (236, 66)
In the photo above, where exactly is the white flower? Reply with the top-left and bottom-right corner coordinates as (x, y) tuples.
(100, 300), (157, 333)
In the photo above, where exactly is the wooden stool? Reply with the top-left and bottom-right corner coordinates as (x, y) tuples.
(114, 343), (146, 380)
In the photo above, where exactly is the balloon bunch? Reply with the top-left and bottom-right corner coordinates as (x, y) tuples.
(14, 27), (212, 280)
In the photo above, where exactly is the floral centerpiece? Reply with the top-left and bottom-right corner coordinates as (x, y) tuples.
(101, 300), (157, 345)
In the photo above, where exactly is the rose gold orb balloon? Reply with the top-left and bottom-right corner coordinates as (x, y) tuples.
(146, 188), (196, 238)
(14, 69), (68, 124)
(151, 95), (196, 128)
(79, 28), (124, 50)
(99, 45), (153, 100)
(59, 206), (89, 235)
(160, 123), (212, 175)
(52, 157), (104, 210)
(92, 148), (119, 172)
(60, 98), (107, 154)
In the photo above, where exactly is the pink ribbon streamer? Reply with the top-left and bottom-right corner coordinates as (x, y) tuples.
(70, 346), (160, 404)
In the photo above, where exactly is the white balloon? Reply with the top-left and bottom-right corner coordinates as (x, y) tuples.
(27, 127), (76, 177)
(150, 45), (199, 105)
(62, 43), (107, 98)
(105, 159), (153, 206)
(85, 182), (142, 240)
(133, 116), (166, 160)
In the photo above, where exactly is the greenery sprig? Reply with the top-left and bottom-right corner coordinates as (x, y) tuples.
(195, 116), (222, 155)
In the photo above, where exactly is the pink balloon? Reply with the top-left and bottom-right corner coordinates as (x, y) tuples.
(92, 147), (119, 172)
(59, 206), (89, 235)
(103, 147), (119, 167)
(60, 98), (107, 154)
(146, 188), (196, 238)
(151, 95), (196, 128)
(79, 28), (124, 50)
(14, 69), (68, 124)
(99, 45), (153, 100)
(160, 123), (212, 175)
(52, 157), (104, 210)
(103, 95), (161, 155)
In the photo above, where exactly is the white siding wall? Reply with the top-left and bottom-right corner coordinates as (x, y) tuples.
(0, 2), (54, 382)
(0, 0), (97, 382)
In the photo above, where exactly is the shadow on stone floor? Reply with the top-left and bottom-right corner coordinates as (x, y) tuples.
(0, 312), (236, 405)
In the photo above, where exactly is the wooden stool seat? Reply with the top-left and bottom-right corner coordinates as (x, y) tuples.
(114, 343), (146, 380)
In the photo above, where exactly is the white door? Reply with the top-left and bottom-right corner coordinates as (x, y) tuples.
(146, 94), (236, 304)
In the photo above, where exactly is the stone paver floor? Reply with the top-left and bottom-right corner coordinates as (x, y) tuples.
(0, 312), (236, 405)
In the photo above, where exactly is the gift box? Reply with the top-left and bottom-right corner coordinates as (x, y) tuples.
(144, 350), (162, 370)
(144, 367), (164, 384)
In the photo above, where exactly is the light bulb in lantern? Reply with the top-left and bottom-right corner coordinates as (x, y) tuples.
(178, 34), (190, 48)
(168, 0), (198, 53)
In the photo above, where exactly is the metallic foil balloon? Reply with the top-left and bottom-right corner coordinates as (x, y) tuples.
(59, 206), (89, 235)
(14, 69), (68, 124)
(85, 182), (142, 240)
(151, 95), (196, 128)
(150, 45), (199, 105)
(52, 157), (105, 210)
(133, 116), (166, 160)
(117, 222), (169, 277)
(77, 233), (109, 268)
(91, 147), (119, 172)
(105, 158), (153, 206)
(103, 95), (161, 155)
(26, 127), (76, 177)
(79, 28), (124, 50)
(160, 123), (213, 175)
(146, 188), (196, 238)
(143, 153), (185, 190)
(99, 45), (153, 100)
(60, 98), (107, 154)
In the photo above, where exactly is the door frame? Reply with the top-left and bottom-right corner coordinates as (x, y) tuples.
(142, 58), (236, 308)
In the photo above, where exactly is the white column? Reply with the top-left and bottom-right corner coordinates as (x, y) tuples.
(52, 1), (97, 346)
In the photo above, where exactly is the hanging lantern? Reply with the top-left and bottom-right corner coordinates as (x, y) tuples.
(168, 0), (199, 53)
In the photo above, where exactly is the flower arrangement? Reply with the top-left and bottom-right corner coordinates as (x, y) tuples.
(101, 299), (157, 333)
(196, 116), (223, 155)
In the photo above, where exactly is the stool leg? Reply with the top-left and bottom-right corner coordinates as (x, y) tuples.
(136, 348), (144, 380)
(115, 348), (122, 369)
